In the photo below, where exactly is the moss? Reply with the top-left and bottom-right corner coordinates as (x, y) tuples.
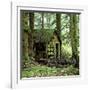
(21, 65), (79, 78)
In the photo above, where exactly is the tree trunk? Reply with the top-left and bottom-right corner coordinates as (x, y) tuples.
(70, 14), (79, 68)
(21, 11), (30, 70)
(41, 12), (44, 29)
(29, 12), (34, 57)
(56, 13), (62, 59)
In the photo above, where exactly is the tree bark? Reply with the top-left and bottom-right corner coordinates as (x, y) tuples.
(29, 12), (34, 57)
(41, 12), (44, 29)
(21, 11), (30, 70)
(56, 13), (62, 59)
(70, 14), (79, 68)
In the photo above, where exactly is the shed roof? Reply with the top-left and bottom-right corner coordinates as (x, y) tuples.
(33, 29), (60, 43)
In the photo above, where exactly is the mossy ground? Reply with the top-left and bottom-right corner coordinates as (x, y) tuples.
(21, 65), (79, 78)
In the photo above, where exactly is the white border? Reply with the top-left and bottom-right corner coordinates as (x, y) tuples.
(11, 1), (88, 88)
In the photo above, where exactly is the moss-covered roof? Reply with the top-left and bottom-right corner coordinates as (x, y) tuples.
(33, 29), (60, 43)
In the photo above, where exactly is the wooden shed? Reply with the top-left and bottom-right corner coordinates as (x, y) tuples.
(33, 30), (60, 59)
(47, 31), (60, 59)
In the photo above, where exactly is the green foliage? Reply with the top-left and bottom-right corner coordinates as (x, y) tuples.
(33, 29), (54, 43)
(22, 55), (30, 69)
(61, 44), (72, 60)
(22, 65), (79, 78)
(21, 11), (29, 32)
(34, 13), (56, 29)
(21, 11), (80, 77)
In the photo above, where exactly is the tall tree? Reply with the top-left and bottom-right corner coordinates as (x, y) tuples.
(56, 13), (62, 59)
(41, 12), (44, 29)
(70, 14), (79, 68)
(21, 11), (30, 69)
(29, 12), (34, 57)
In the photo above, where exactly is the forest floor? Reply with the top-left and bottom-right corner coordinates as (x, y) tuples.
(22, 64), (79, 78)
